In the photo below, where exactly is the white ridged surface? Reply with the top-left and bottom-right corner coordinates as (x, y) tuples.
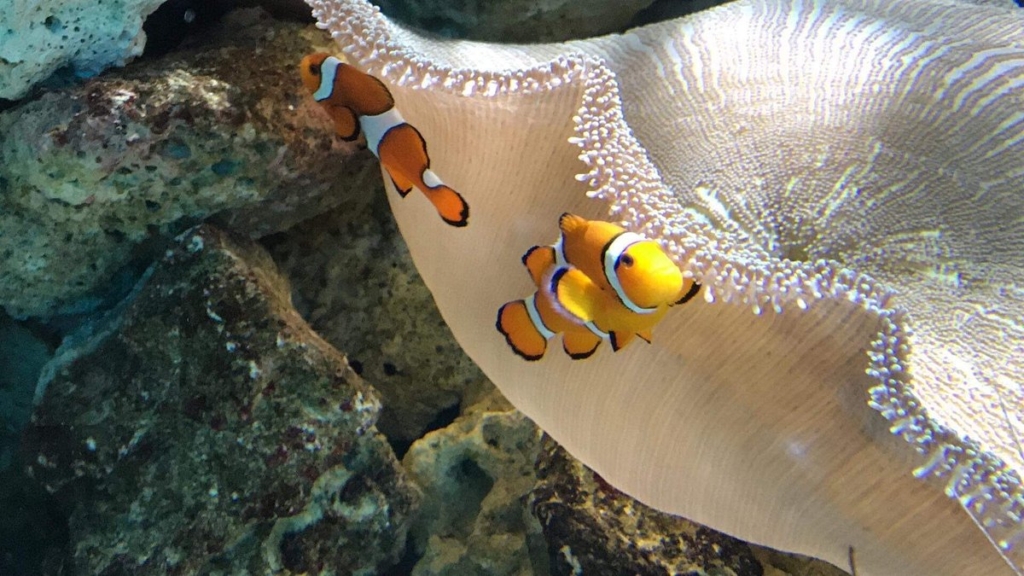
(305, 0), (1024, 574)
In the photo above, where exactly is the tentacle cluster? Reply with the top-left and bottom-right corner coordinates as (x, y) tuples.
(570, 35), (1024, 572)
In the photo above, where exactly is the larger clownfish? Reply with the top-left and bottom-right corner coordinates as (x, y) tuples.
(299, 53), (469, 227)
(496, 213), (701, 360)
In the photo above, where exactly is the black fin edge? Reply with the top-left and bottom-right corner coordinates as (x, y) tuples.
(496, 302), (544, 361)
(439, 190), (470, 227)
(674, 282), (702, 305)
(609, 331), (622, 352)
(564, 338), (600, 360)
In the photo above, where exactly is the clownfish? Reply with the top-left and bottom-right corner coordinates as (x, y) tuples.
(299, 53), (469, 227)
(496, 243), (610, 360)
(496, 213), (701, 360)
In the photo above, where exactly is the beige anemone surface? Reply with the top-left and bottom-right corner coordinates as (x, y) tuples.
(305, 0), (1024, 574)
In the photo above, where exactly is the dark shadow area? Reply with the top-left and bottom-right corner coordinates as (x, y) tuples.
(142, 0), (236, 59)
(0, 465), (69, 576)
(390, 400), (461, 460)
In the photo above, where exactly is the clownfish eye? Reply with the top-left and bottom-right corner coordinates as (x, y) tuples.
(620, 254), (634, 267)
(309, 63), (320, 76)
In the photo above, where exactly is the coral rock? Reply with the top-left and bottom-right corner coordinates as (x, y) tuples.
(0, 0), (163, 100)
(22, 224), (419, 575)
(265, 195), (485, 448)
(401, 382), (549, 576)
(0, 10), (378, 318)
(531, 436), (849, 576)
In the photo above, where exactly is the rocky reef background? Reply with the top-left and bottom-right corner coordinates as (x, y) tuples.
(0, 0), (971, 574)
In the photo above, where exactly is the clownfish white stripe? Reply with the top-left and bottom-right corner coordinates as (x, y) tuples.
(525, 294), (556, 340)
(553, 234), (568, 267)
(313, 56), (342, 101)
(584, 321), (609, 339)
(361, 108), (406, 158)
(422, 169), (443, 189)
(603, 232), (657, 315)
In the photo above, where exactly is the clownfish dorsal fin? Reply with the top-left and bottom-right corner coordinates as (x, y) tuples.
(547, 265), (600, 324)
(674, 281), (702, 306)
(637, 329), (653, 343)
(562, 331), (602, 360)
(333, 62), (394, 117)
(558, 213), (588, 236)
(365, 73), (396, 111)
(522, 246), (556, 287)
(609, 331), (637, 352)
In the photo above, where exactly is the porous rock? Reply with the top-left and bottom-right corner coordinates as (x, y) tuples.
(531, 436), (850, 576)
(401, 381), (549, 576)
(0, 9), (378, 318)
(0, 0), (164, 101)
(265, 193), (485, 449)
(22, 224), (419, 575)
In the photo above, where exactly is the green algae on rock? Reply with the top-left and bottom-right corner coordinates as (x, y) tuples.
(402, 381), (549, 576)
(0, 9), (379, 318)
(22, 225), (419, 575)
(304, 0), (1024, 574)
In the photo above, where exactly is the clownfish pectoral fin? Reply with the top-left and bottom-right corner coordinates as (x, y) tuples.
(496, 300), (548, 361)
(383, 161), (416, 197)
(522, 245), (556, 286)
(562, 331), (602, 360)
(548, 265), (601, 324)
(674, 281), (702, 306)
(636, 329), (653, 344)
(325, 104), (361, 142)
(421, 179), (470, 228)
(387, 173), (413, 198)
(609, 331), (637, 352)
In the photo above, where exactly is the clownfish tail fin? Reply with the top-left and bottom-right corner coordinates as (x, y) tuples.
(522, 245), (556, 286)
(562, 331), (602, 360)
(558, 212), (587, 236)
(674, 281), (702, 306)
(425, 185), (469, 227)
(496, 299), (549, 361)
(421, 169), (469, 227)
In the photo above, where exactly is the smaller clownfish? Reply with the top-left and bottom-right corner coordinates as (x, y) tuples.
(496, 243), (610, 361)
(299, 53), (469, 227)
(496, 213), (701, 360)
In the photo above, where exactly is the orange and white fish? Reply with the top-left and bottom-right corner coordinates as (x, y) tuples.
(497, 213), (701, 359)
(496, 243), (609, 360)
(299, 52), (469, 227)
(552, 213), (699, 316)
